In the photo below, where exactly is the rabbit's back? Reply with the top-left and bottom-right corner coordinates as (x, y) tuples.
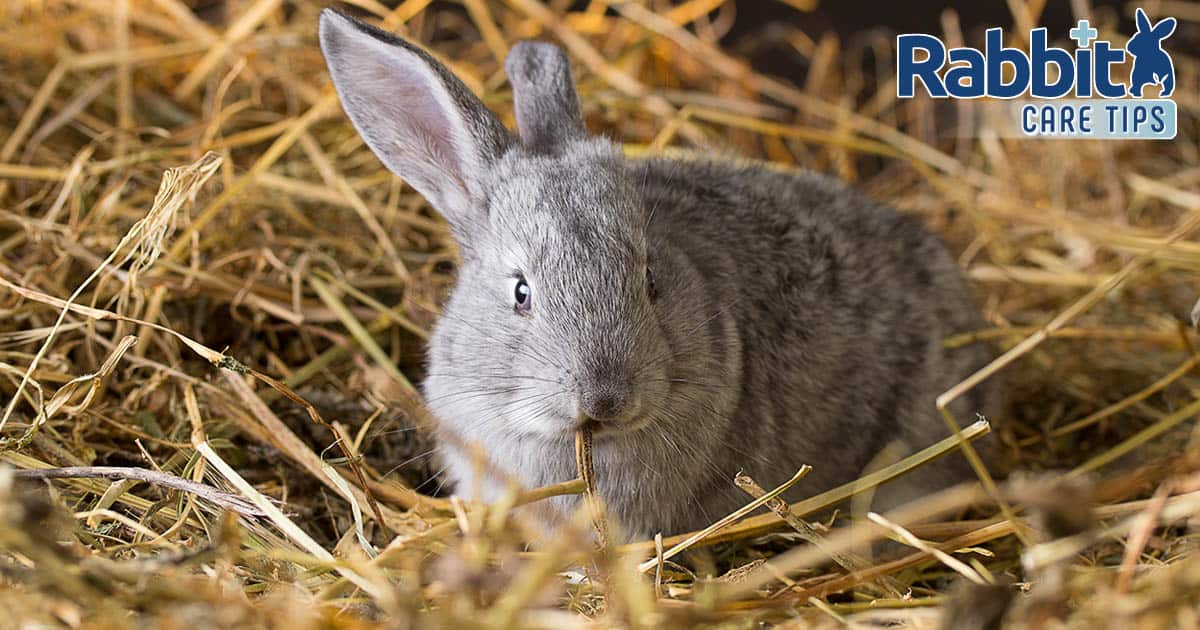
(635, 156), (996, 516)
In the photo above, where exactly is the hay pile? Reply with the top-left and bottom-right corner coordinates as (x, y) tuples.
(1, 1), (1199, 627)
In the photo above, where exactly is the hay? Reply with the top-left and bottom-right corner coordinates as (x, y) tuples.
(1, 0), (1198, 627)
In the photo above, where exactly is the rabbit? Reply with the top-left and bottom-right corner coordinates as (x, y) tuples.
(319, 9), (998, 541)
(1127, 7), (1176, 98)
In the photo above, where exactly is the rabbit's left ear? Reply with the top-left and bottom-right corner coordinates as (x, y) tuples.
(505, 41), (586, 152)
(1152, 15), (1177, 38)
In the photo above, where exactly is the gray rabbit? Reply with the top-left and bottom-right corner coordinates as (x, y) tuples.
(319, 9), (996, 540)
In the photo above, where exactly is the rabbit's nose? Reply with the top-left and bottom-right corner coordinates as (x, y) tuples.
(580, 383), (630, 422)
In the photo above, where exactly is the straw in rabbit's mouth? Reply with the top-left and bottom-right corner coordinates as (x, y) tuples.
(575, 425), (609, 548)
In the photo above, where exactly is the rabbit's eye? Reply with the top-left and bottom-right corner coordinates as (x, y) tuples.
(514, 275), (532, 314)
(645, 266), (657, 301)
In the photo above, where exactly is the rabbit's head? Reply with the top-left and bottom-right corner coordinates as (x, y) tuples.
(1128, 8), (1176, 57)
(320, 11), (689, 439)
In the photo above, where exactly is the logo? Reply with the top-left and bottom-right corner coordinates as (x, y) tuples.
(896, 8), (1177, 139)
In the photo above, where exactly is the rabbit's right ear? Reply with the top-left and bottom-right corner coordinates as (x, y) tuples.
(1136, 7), (1153, 33)
(319, 10), (511, 230)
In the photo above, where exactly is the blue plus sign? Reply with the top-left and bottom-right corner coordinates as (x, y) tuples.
(1070, 19), (1098, 48)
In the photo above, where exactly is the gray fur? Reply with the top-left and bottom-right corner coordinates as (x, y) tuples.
(320, 9), (997, 540)
(319, 10), (510, 239)
(505, 41), (586, 150)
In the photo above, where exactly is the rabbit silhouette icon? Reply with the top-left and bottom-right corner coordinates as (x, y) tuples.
(1127, 7), (1176, 97)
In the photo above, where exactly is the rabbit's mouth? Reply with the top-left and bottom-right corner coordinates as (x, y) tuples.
(578, 419), (606, 435)
(574, 410), (651, 439)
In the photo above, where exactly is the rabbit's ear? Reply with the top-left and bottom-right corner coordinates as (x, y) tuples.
(320, 10), (512, 229)
(1152, 16), (1177, 38)
(505, 41), (586, 151)
(1135, 7), (1153, 33)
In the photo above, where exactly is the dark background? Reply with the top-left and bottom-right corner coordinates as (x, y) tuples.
(727, 0), (1134, 79)
(189, 1), (1194, 103)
